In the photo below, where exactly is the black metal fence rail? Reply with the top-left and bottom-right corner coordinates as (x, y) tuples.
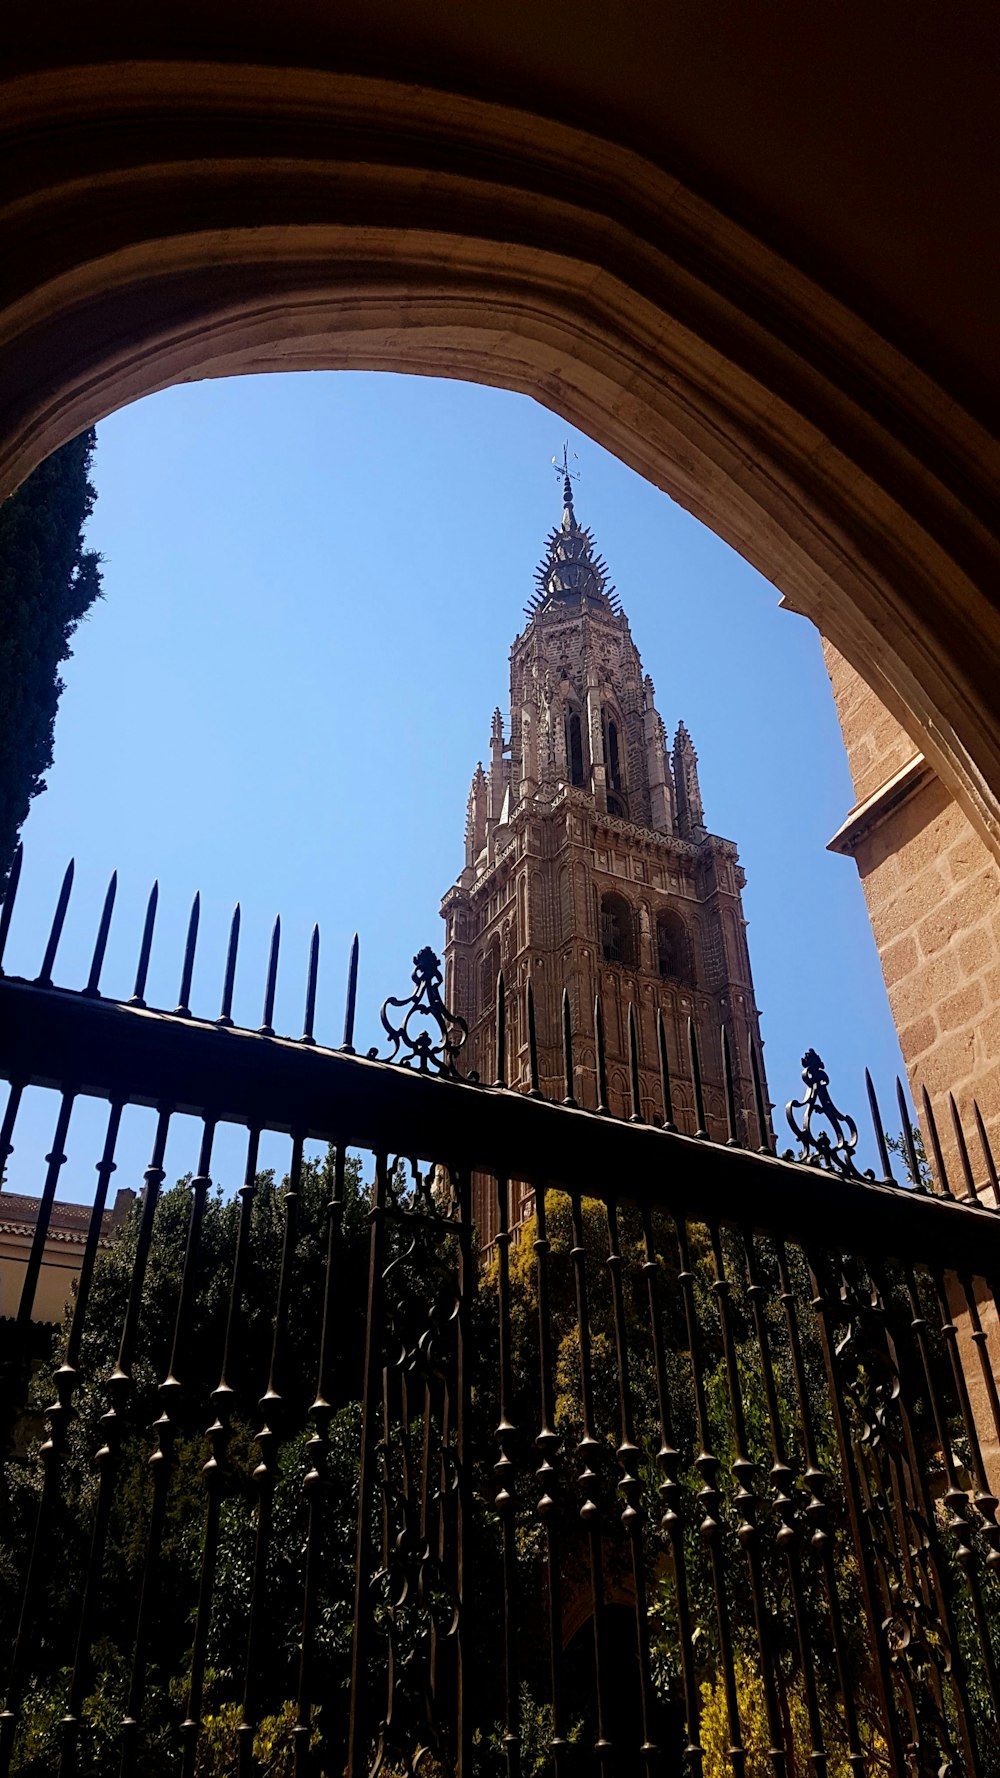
(0, 852), (999, 1777)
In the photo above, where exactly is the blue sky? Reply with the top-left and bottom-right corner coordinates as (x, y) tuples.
(2, 371), (906, 1197)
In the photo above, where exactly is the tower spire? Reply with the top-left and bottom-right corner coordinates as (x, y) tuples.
(526, 449), (618, 615)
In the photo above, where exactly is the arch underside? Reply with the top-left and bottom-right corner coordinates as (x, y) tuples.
(2, 62), (999, 852)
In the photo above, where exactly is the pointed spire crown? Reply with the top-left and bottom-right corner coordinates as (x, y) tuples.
(524, 448), (621, 619)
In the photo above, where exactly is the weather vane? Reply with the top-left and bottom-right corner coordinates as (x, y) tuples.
(551, 442), (580, 490)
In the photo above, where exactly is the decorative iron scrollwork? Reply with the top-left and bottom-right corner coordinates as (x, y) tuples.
(786, 1048), (866, 1177)
(371, 947), (477, 1082)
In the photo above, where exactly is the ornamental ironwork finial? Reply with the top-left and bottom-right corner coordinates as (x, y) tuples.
(374, 946), (477, 1080)
(786, 1048), (863, 1177)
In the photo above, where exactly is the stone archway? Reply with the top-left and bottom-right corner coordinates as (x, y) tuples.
(2, 60), (999, 855)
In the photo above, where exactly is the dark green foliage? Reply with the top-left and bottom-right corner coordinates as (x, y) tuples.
(0, 1153), (371, 1775)
(0, 431), (102, 887)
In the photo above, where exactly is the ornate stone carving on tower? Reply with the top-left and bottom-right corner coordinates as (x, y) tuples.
(441, 461), (769, 1242)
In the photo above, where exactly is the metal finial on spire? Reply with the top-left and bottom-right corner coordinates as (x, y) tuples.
(551, 442), (579, 513)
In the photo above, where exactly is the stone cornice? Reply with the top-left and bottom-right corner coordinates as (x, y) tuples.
(827, 752), (934, 855)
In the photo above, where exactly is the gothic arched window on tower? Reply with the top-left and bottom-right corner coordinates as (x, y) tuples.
(603, 708), (628, 816)
(656, 910), (694, 984)
(600, 892), (636, 967)
(603, 711), (623, 789)
(567, 708), (585, 787)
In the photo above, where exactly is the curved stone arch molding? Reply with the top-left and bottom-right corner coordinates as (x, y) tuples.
(1, 62), (999, 845)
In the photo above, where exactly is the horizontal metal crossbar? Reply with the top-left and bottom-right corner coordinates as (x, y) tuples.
(2, 973), (997, 1272)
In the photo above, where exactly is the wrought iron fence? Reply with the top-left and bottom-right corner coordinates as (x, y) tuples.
(1, 847), (1000, 1776)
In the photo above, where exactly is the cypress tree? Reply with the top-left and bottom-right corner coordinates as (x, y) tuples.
(0, 430), (102, 888)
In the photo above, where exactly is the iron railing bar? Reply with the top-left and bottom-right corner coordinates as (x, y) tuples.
(120, 1114), (218, 1777)
(237, 1132), (305, 1778)
(347, 1151), (390, 1778)
(604, 1197), (658, 1773)
(454, 1164), (474, 1776)
(296, 1141), (348, 1775)
(0, 1097), (125, 1772)
(638, 1205), (701, 1772)
(531, 1183), (568, 1775)
(492, 1171), (520, 1778)
(805, 1251), (908, 1772)
(60, 1106), (172, 1777)
(772, 1239), (864, 1774)
(4, 977), (1000, 1270)
(706, 1221), (787, 1778)
(740, 1231), (829, 1778)
(867, 1258), (981, 1769)
(568, 1186), (613, 1774)
(180, 1122), (261, 1778)
(675, 1214), (745, 1776)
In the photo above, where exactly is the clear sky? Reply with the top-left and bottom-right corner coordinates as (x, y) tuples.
(2, 371), (907, 1199)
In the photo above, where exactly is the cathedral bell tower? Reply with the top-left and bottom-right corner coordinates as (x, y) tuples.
(441, 462), (769, 1242)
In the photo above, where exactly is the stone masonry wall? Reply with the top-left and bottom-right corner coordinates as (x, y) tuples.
(824, 640), (1000, 1491)
(824, 641), (1000, 1155)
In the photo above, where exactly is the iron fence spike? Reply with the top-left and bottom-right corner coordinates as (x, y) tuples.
(656, 1007), (676, 1132)
(865, 1068), (895, 1182)
(36, 858), (74, 988)
(627, 1002), (642, 1122)
(342, 933), (359, 1053)
(217, 904), (241, 1026)
(174, 892), (200, 1017)
(594, 992), (609, 1115)
(921, 1086), (955, 1198)
(949, 1092), (980, 1205)
(259, 914), (281, 1036)
(748, 1032), (771, 1153)
(494, 970), (506, 1088)
(526, 980), (541, 1098)
(973, 1100), (1000, 1204)
(301, 924), (320, 1045)
(562, 986), (576, 1107)
(896, 1076), (926, 1191)
(84, 870), (118, 998)
(130, 881), (159, 1008)
(687, 1015), (707, 1138)
(721, 1024), (739, 1146)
